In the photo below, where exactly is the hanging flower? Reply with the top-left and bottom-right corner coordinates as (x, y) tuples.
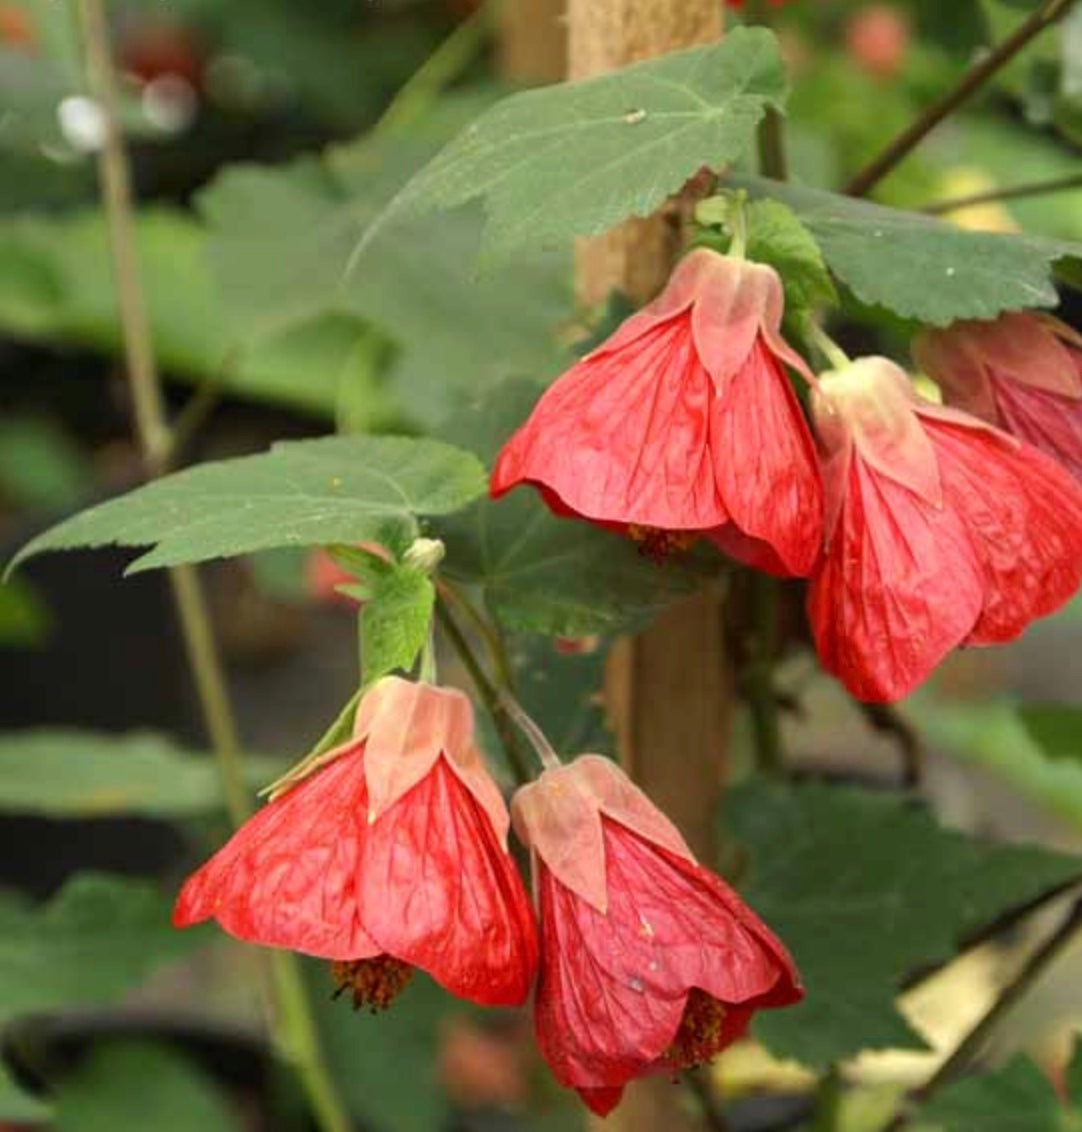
(512, 755), (802, 1115)
(174, 677), (538, 1008)
(915, 312), (1082, 481)
(491, 248), (823, 576)
(807, 356), (1082, 703)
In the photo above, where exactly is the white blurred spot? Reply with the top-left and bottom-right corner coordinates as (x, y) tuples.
(58, 95), (106, 152)
(142, 74), (198, 133)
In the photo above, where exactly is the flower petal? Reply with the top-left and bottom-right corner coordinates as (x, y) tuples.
(174, 744), (379, 961)
(807, 456), (983, 702)
(712, 338), (823, 575)
(491, 315), (728, 531)
(360, 757), (538, 1006)
(993, 376), (1082, 482)
(923, 419), (1082, 644)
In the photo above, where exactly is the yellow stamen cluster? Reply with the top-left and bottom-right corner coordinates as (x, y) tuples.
(331, 956), (414, 1013)
(666, 988), (727, 1068)
(627, 525), (698, 560)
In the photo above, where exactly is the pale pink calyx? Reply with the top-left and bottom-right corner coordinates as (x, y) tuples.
(814, 357), (943, 513)
(356, 676), (510, 847)
(593, 248), (816, 396)
(512, 755), (694, 915)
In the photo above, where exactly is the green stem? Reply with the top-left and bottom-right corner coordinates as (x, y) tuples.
(847, 0), (1080, 197)
(373, 0), (497, 137)
(435, 598), (533, 784)
(745, 0), (788, 180)
(804, 319), (851, 372)
(271, 955), (353, 1132)
(886, 895), (1082, 1131)
(167, 567), (251, 823)
(77, 5), (352, 1130)
(811, 1067), (843, 1132)
(683, 1067), (733, 1132)
(923, 172), (1082, 215)
(440, 578), (516, 692)
(746, 573), (783, 777)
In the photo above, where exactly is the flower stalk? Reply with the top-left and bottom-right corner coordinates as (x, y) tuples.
(435, 597), (533, 784)
(75, 4), (352, 1130)
(847, 0), (1080, 197)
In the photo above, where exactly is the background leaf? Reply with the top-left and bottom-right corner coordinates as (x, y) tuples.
(0, 874), (205, 1027)
(916, 1056), (1063, 1131)
(918, 699), (1082, 832)
(312, 966), (449, 1132)
(11, 436), (487, 575)
(733, 175), (1082, 325)
(53, 1041), (242, 1132)
(0, 1058), (50, 1122)
(1020, 705), (1082, 763)
(725, 781), (1082, 1067)
(0, 729), (281, 819)
(382, 29), (788, 263)
(199, 128), (571, 429)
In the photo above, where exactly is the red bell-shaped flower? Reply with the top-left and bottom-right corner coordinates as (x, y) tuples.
(808, 357), (1082, 703)
(512, 755), (802, 1116)
(491, 248), (823, 576)
(174, 677), (538, 1008)
(915, 312), (1082, 481)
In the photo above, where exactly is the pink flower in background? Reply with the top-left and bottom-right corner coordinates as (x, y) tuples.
(915, 312), (1082, 482)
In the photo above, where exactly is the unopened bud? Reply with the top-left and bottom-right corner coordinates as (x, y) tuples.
(403, 537), (445, 574)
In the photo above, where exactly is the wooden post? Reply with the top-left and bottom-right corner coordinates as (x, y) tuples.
(567, 2), (731, 1129)
(497, 0), (567, 84)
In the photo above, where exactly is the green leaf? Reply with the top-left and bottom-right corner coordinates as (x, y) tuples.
(53, 1041), (242, 1132)
(745, 198), (839, 313)
(0, 729), (279, 819)
(0, 416), (89, 511)
(199, 129), (570, 430)
(1021, 705), (1082, 763)
(379, 29), (788, 263)
(0, 874), (204, 1027)
(1069, 1034), (1082, 1109)
(0, 577), (52, 648)
(0, 1058), (50, 1122)
(0, 209), (394, 419)
(10, 436), (487, 576)
(918, 1056), (1062, 1132)
(733, 175), (1082, 324)
(361, 563), (435, 683)
(918, 699), (1082, 831)
(311, 965), (449, 1132)
(725, 781), (1082, 1067)
(437, 381), (711, 635)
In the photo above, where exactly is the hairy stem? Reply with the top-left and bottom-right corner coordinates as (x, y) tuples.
(77, 5), (352, 1130)
(923, 172), (1082, 215)
(435, 597), (533, 784)
(886, 894), (1082, 1130)
(847, 0), (1079, 197)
